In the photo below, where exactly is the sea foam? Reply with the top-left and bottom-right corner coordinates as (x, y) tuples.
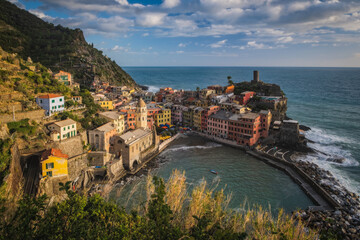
(301, 127), (360, 194)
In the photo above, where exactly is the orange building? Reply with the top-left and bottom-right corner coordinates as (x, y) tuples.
(54, 71), (72, 86)
(120, 109), (136, 130)
(224, 85), (235, 94)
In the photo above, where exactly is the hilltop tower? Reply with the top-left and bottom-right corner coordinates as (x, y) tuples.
(251, 70), (260, 84)
(136, 98), (148, 129)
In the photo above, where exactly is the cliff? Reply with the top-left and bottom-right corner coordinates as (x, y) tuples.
(0, 0), (136, 87)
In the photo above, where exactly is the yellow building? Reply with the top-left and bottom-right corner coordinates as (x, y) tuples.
(193, 107), (203, 130)
(41, 148), (69, 178)
(99, 100), (114, 110)
(155, 109), (171, 126)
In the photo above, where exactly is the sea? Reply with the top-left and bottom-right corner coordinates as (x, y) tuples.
(109, 67), (360, 211)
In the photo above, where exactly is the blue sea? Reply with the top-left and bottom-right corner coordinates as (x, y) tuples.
(112, 67), (360, 211)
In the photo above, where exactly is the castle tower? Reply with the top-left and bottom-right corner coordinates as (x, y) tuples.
(136, 98), (148, 129)
(251, 70), (260, 84)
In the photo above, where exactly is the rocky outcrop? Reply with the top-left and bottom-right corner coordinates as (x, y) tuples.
(295, 161), (360, 239)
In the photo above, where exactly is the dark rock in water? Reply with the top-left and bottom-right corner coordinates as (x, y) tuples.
(138, 85), (149, 90)
(299, 125), (311, 131)
(326, 156), (346, 164)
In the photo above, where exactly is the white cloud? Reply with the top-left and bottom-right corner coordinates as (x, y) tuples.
(142, 32), (149, 37)
(136, 12), (167, 27)
(178, 43), (186, 47)
(162, 0), (181, 8)
(210, 39), (227, 48)
(247, 41), (267, 49)
(277, 36), (293, 43)
(112, 45), (129, 52)
(176, 50), (184, 54)
(29, 9), (54, 21)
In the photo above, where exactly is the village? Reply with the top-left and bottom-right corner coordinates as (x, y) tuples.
(25, 69), (308, 199)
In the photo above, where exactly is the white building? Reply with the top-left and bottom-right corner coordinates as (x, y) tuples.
(48, 119), (77, 141)
(99, 111), (126, 135)
(36, 94), (65, 116)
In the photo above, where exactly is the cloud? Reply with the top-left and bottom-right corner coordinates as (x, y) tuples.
(178, 43), (186, 47)
(277, 36), (293, 43)
(136, 12), (167, 27)
(20, 0), (360, 49)
(112, 45), (129, 52)
(209, 39), (227, 48)
(29, 9), (54, 21)
(247, 41), (268, 49)
(161, 0), (181, 8)
(176, 50), (184, 54)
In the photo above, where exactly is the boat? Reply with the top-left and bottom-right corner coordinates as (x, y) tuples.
(210, 170), (218, 175)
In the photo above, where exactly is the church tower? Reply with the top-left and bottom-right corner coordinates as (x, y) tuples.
(136, 98), (147, 129)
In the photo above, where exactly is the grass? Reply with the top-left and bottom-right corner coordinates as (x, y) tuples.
(142, 169), (318, 239)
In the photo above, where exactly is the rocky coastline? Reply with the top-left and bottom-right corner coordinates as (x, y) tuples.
(294, 159), (360, 239)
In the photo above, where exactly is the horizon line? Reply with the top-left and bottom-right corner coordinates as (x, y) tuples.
(122, 65), (360, 68)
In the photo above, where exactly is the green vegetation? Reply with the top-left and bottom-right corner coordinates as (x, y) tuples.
(7, 119), (36, 136)
(0, 0), (135, 87)
(0, 170), (318, 239)
(0, 138), (12, 187)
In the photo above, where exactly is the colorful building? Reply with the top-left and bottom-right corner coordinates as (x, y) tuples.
(201, 105), (220, 131)
(120, 110), (136, 130)
(193, 107), (203, 131)
(99, 100), (114, 110)
(41, 148), (69, 178)
(237, 91), (256, 105)
(36, 94), (65, 116)
(48, 119), (77, 141)
(99, 111), (126, 135)
(182, 106), (195, 127)
(155, 109), (171, 127)
(207, 110), (231, 138)
(54, 71), (72, 86)
(224, 85), (235, 94)
(171, 105), (183, 125)
(227, 112), (271, 146)
(88, 122), (117, 152)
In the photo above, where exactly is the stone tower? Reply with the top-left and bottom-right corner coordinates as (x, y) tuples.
(251, 70), (260, 84)
(136, 98), (148, 129)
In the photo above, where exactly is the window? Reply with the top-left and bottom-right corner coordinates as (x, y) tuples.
(46, 162), (54, 169)
(60, 98), (63, 102)
(46, 171), (53, 177)
(40, 100), (43, 103)
(52, 100), (55, 103)
(72, 125), (74, 128)
(63, 127), (66, 131)
(68, 126), (70, 129)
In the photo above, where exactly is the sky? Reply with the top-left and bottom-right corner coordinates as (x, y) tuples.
(8, 0), (360, 67)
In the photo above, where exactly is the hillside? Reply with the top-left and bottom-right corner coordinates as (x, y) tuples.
(0, 0), (136, 87)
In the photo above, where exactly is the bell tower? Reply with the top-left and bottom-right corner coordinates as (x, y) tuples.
(136, 98), (147, 129)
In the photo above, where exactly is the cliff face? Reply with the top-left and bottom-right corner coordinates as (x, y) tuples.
(0, 0), (136, 87)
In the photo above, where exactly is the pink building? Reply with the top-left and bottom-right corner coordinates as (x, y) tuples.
(201, 105), (220, 131)
(171, 105), (183, 125)
(207, 110), (231, 138)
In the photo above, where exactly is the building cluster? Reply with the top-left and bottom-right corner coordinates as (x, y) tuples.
(36, 70), (292, 181)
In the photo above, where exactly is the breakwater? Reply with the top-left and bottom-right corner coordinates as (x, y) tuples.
(195, 131), (360, 238)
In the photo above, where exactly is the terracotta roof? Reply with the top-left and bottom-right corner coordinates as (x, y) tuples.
(37, 94), (63, 99)
(41, 148), (68, 161)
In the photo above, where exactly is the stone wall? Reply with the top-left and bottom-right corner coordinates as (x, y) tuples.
(3, 144), (24, 206)
(0, 109), (45, 123)
(49, 135), (85, 158)
(68, 153), (88, 181)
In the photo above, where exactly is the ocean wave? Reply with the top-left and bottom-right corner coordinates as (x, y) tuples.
(305, 127), (355, 145)
(162, 142), (222, 154)
(146, 85), (160, 93)
(297, 127), (360, 194)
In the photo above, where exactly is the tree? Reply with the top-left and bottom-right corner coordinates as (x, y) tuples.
(227, 76), (234, 86)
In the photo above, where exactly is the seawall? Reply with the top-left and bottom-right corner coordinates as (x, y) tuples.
(193, 131), (339, 210)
